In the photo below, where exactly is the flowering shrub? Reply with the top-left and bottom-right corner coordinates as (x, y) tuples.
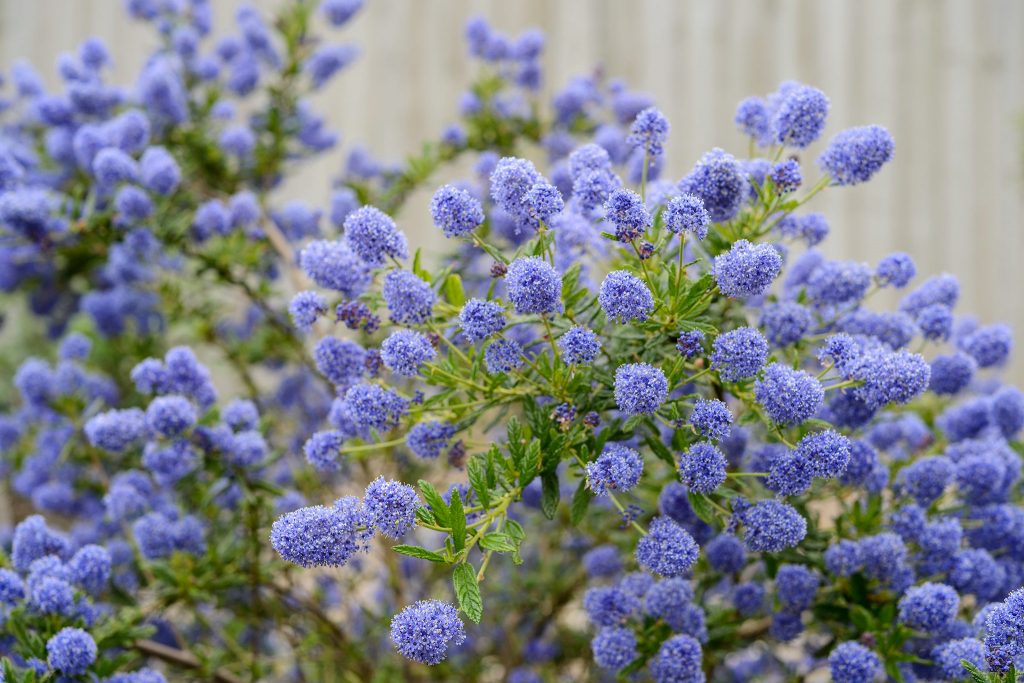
(0, 1), (1023, 682)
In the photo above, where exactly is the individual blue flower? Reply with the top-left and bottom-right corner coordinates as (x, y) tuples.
(599, 270), (654, 323)
(381, 330), (435, 377)
(382, 270), (435, 325)
(586, 444), (643, 496)
(93, 147), (139, 185)
(115, 185), (154, 224)
(145, 395), (196, 438)
(760, 302), (813, 347)
(898, 582), (959, 633)
(772, 84), (829, 148)
(431, 184), (484, 237)
(765, 449), (813, 497)
(614, 363), (668, 416)
(343, 206), (408, 266)
(705, 534), (746, 575)
(484, 339), (523, 374)
(289, 291), (327, 332)
(854, 350), (931, 409)
(770, 611), (804, 642)
(678, 148), (748, 222)
(305, 43), (358, 89)
(819, 125), (895, 186)
(932, 638), (987, 681)
(635, 516), (699, 577)
(742, 499), (807, 552)
(139, 146), (180, 195)
(950, 549), (1004, 601)
(604, 188), (651, 242)
(299, 240), (370, 298)
(85, 408), (147, 453)
(458, 299), (505, 342)
(364, 477), (419, 538)
(775, 564), (819, 612)
(679, 442), (727, 494)
(876, 252), (916, 288)
(807, 260), (872, 305)
(344, 383), (408, 432)
(627, 106), (669, 157)
(829, 641), (882, 683)
(755, 363), (824, 426)
(647, 634), (703, 683)
(795, 430), (850, 479)
(689, 399), (732, 442)
(735, 97), (770, 142)
(769, 159), (802, 193)
(304, 430), (344, 472)
(314, 336), (365, 386)
(406, 421), (455, 459)
(644, 577), (695, 627)
(960, 323), (1012, 368)
(591, 627), (637, 672)
(390, 599), (466, 665)
(584, 585), (640, 626)
(505, 256), (561, 314)
(270, 499), (371, 568)
(840, 440), (879, 486)
(900, 455), (954, 505)
(0, 568), (25, 605)
(711, 327), (768, 382)
(664, 194), (709, 239)
(916, 303), (953, 341)
(558, 326), (601, 365)
(714, 239), (782, 298)
(47, 627), (97, 675)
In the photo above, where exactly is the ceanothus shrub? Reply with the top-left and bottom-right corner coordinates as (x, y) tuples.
(0, 2), (1021, 682)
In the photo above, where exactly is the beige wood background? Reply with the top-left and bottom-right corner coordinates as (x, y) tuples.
(1, 0), (1023, 383)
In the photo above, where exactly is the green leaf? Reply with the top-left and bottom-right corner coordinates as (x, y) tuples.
(449, 489), (467, 551)
(540, 470), (560, 520)
(570, 478), (594, 526)
(453, 563), (483, 623)
(443, 273), (466, 307)
(418, 480), (450, 527)
(959, 660), (990, 683)
(687, 491), (716, 525)
(849, 604), (875, 633)
(521, 439), (541, 480)
(392, 545), (447, 563)
(644, 433), (676, 467)
(479, 533), (517, 552)
(467, 456), (492, 508)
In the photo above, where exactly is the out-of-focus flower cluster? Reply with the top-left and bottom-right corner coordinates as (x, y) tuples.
(0, 2), (1021, 682)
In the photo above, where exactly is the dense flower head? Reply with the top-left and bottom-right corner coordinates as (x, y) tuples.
(735, 97), (770, 142)
(344, 383), (408, 431)
(689, 399), (733, 442)
(604, 188), (651, 242)
(558, 325), (601, 365)
(582, 545), (623, 577)
(775, 564), (819, 612)
(406, 421), (455, 459)
(664, 193), (710, 239)
(458, 298), (505, 341)
(343, 206), (408, 266)
(591, 626), (637, 672)
(490, 157), (542, 224)
(85, 408), (147, 453)
(960, 323), (1013, 368)
(599, 269), (654, 323)
(829, 641), (882, 683)
(145, 395), (196, 438)
(382, 270), (435, 325)
(270, 498), (371, 568)
(824, 540), (864, 577)
(614, 363), (669, 416)
(584, 585), (640, 626)
(390, 600), (466, 665)
(705, 534), (746, 574)
(679, 442), (727, 494)
(806, 260), (872, 305)
(304, 430), (344, 472)
(635, 516), (699, 577)
(648, 634), (704, 683)
(431, 183), (485, 237)
(678, 148), (747, 222)
(819, 125), (895, 185)
(769, 159), (802, 193)
(380, 329), (436, 377)
(755, 363), (824, 426)
(795, 429), (851, 479)
(314, 336), (365, 386)
(299, 240), (370, 297)
(742, 500), (807, 552)
(898, 582), (959, 633)
(289, 290), (327, 332)
(711, 327), (769, 382)
(627, 106), (669, 157)
(364, 477), (419, 538)
(876, 251), (917, 288)
(505, 256), (561, 314)
(772, 84), (829, 148)
(714, 239), (782, 298)
(47, 627), (98, 675)
(484, 339), (523, 374)
(586, 444), (643, 496)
